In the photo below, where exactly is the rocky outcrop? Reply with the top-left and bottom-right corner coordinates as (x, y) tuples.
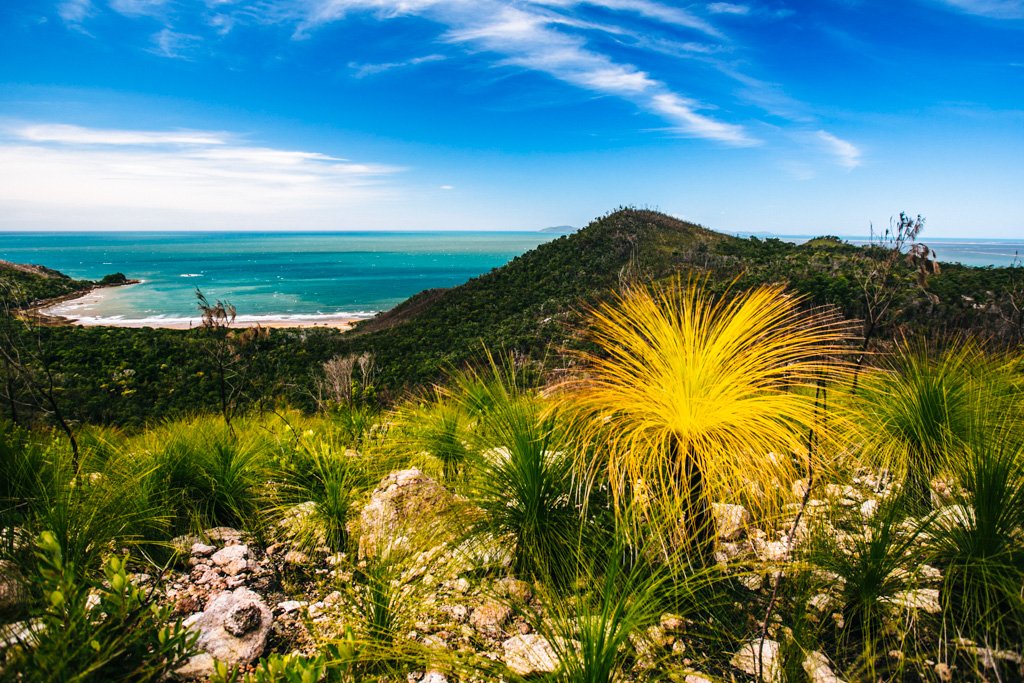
(355, 469), (454, 558)
(502, 634), (560, 677)
(177, 588), (273, 678)
(731, 638), (782, 683)
(712, 503), (751, 542)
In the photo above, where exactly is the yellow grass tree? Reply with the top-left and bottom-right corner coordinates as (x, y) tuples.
(564, 279), (852, 563)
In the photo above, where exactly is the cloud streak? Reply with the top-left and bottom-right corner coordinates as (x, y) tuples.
(0, 124), (402, 229)
(292, 0), (757, 145)
(815, 130), (862, 169)
(932, 0), (1024, 19)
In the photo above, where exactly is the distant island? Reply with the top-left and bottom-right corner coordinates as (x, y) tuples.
(539, 224), (578, 234)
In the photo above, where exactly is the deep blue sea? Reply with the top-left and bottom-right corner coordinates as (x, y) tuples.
(1, 232), (1020, 325)
(0, 232), (555, 324)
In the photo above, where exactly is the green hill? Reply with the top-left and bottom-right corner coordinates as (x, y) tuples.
(0, 260), (93, 310)
(332, 208), (1022, 390)
(2, 208), (1020, 427)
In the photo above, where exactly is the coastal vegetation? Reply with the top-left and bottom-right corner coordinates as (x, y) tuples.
(0, 209), (1022, 681)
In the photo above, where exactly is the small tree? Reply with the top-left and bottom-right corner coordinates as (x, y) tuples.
(0, 283), (80, 469)
(853, 212), (938, 390)
(195, 288), (273, 430)
(315, 352), (376, 411)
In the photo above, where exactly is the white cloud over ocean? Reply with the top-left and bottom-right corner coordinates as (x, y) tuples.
(0, 123), (402, 229)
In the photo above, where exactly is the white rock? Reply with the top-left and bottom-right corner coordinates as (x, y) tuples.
(470, 600), (512, 635)
(712, 503), (751, 542)
(277, 600), (305, 614)
(887, 588), (941, 614)
(191, 543), (216, 557)
(684, 675), (713, 683)
(210, 545), (248, 576)
(731, 638), (782, 683)
(176, 588), (272, 679)
(502, 634), (560, 676)
(355, 469), (454, 559)
(860, 499), (878, 519)
(205, 527), (243, 544)
(421, 672), (449, 683)
(803, 650), (845, 683)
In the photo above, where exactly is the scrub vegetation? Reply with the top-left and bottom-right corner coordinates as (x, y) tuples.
(1, 209), (1022, 681)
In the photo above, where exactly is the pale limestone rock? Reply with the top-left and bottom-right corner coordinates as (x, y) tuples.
(177, 588), (273, 679)
(712, 503), (751, 542)
(494, 576), (533, 603)
(356, 469), (454, 558)
(731, 638), (782, 683)
(803, 650), (845, 683)
(683, 674), (713, 683)
(191, 543), (216, 557)
(210, 544), (248, 576)
(205, 527), (243, 544)
(470, 600), (512, 636)
(502, 634), (559, 676)
(887, 588), (941, 614)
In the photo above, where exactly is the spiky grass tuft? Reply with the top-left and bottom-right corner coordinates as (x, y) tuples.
(563, 279), (851, 557)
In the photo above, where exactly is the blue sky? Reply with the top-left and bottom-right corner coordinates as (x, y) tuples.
(0, 0), (1021, 235)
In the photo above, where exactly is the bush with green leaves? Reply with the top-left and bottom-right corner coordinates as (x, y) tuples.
(2, 531), (195, 682)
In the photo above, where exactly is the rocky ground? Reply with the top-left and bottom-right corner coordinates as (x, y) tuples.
(2, 467), (1021, 682)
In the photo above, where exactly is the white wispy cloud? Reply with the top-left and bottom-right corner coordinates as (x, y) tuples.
(109, 0), (170, 17)
(932, 0), (1024, 18)
(649, 93), (757, 146)
(57, 0), (92, 23)
(706, 3), (749, 15)
(0, 123), (403, 229)
(814, 130), (862, 169)
(288, 1), (753, 144)
(349, 54), (446, 78)
(149, 28), (203, 59)
(18, 123), (227, 145)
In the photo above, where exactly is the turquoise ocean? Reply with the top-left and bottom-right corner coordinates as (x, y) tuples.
(0, 232), (555, 324)
(0, 232), (1021, 324)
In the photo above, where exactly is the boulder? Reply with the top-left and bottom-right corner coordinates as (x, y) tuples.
(731, 638), (782, 683)
(803, 650), (845, 683)
(470, 600), (512, 636)
(502, 634), (560, 677)
(210, 545), (248, 576)
(712, 503), (751, 542)
(886, 588), (941, 615)
(177, 588), (273, 678)
(356, 469), (454, 558)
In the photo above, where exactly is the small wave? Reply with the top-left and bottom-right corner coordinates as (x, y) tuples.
(179, 273), (204, 278)
(51, 311), (379, 328)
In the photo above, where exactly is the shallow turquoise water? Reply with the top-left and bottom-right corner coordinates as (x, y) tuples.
(0, 232), (555, 323)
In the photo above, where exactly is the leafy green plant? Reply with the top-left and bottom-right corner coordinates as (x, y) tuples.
(802, 496), (929, 677)
(395, 392), (472, 484)
(852, 340), (990, 513)
(269, 438), (370, 553)
(4, 531), (196, 682)
(454, 357), (580, 585)
(930, 415), (1024, 649)
(131, 417), (269, 535)
(531, 548), (667, 682)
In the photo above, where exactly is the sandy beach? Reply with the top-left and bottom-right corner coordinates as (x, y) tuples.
(34, 285), (367, 331)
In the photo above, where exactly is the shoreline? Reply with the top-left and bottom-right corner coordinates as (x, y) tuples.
(30, 283), (369, 331)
